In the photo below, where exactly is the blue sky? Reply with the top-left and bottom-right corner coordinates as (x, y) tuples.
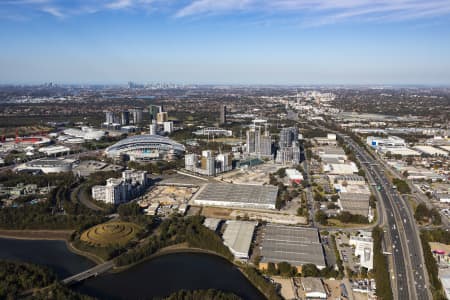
(1, 0), (450, 85)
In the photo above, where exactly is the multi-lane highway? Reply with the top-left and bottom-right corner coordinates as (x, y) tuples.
(343, 135), (430, 300)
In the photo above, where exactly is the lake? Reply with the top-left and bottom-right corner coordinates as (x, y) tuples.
(0, 238), (265, 300)
(0, 237), (95, 278)
(76, 252), (266, 300)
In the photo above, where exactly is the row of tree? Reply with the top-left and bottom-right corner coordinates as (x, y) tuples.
(115, 215), (233, 266)
(163, 289), (241, 300)
(372, 227), (393, 300)
(414, 203), (442, 225)
(420, 231), (447, 300)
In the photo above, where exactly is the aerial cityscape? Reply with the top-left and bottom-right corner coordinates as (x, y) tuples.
(0, 1), (450, 300)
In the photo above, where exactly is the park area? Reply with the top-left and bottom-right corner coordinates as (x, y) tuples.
(80, 221), (142, 247)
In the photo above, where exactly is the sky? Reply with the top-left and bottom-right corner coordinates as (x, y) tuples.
(1, 0), (450, 85)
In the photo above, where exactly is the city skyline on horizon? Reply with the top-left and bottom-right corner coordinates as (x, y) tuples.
(1, 0), (450, 85)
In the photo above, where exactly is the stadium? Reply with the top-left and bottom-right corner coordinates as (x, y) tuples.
(105, 134), (185, 161)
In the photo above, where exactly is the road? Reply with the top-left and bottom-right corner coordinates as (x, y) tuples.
(76, 183), (105, 211)
(370, 150), (450, 229)
(62, 261), (114, 285)
(343, 135), (430, 300)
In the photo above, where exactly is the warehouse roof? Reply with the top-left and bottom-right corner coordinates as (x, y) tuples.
(223, 221), (257, 259)
(193, 183), (278, 206)
(260, 224), (326, 268)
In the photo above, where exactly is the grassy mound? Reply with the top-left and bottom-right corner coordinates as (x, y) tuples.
(80, 221), (141, 247)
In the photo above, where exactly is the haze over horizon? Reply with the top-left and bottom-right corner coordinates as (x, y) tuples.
(1, 0), (450, 85)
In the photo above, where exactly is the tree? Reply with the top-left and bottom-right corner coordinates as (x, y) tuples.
(301, 264), (320, 277)
(267, 262), (278, 275)
(315, 210), (328, 225)
(277, 262), (296, 277)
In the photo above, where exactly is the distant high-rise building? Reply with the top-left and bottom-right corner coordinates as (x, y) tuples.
(129, 108), (143, 124)
(279, 127), (298, 148)
(163, 121), (174, 134)
(246, 125), (273, 158)
(260, 130), (273, 157)
(149, 122), (157, 135)
(157, 112), (168, 124)
(121, 111), (130, 125)
(105, 111), (115, 124)
(149, 105), (162, 121)
(276, 127), (300, 165)
(220, 105), (227, 124)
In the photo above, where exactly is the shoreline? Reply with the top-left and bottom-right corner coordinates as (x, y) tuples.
(110, 245), (269, 299)
(0, 229), (73, 241)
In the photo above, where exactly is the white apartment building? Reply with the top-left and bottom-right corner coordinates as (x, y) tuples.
(92, 170), (149, 205)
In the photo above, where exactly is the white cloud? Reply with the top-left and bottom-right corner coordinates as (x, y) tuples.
(106, 0), (134, 9)
(41, 6), (65, 18)
(174, 0), (450, 26)
(2, 0), (450, 26)
(174, 0), (253, 18)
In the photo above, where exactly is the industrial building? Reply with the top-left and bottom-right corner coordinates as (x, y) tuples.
(222, 220), (257, 259)
(300, 278), (327, 299)
(414, 145), (448, 157)
(259, 224), (326, 272)
(366, 136), (406, 148)
(323, 162), (358, 175)
(337, 183), (372, 219)
(91, 170), (149, 205)
(285, 168), (304, 184)
(105, 134), (185, 161)
(192, 183), (278, 210)
(349, 231), (374, 270)
(313, 133), (338, 146)
(15, 158), (75, 173)
(331, 174), (366, 185)
(203, 218), (221, 232)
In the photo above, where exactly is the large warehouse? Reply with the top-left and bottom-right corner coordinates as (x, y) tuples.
(192, 183), (278, 210)
(259, 224), (326, 272)
(222, 220), (257, 260)
(105, 134), (185, 161)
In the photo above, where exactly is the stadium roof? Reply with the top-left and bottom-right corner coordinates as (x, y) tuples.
(260, 224), (326, 268)
(105, 134), (185, 153)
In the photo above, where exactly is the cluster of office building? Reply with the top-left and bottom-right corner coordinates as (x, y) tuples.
(104, 108), (143, 127)
(275, 127), (301, 165)
(91, 170), (150, 205)
(245, 123), (273, 159)
(184, 150), (233, 176)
